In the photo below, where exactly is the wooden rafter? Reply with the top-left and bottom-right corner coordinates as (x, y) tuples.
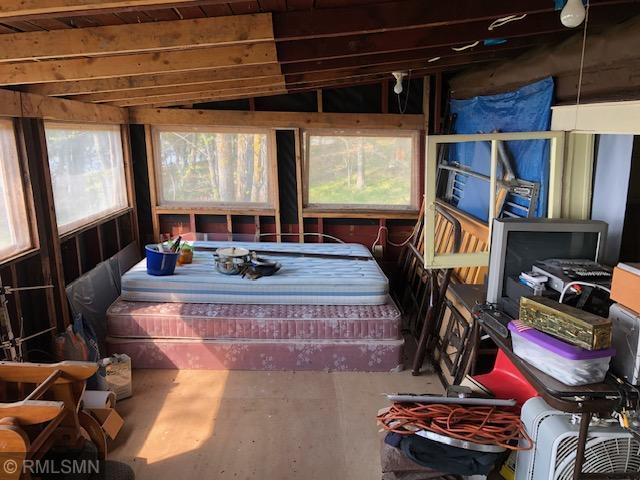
(20, 64), (283, 96)
(64, 45), (524, 107)
(22, 42), (527, 98)
(277, 4), (638, 64)
(0, 1), (246, 20)
(128, 85), (289, 107)
(280, 31), (572, 74)
(0, 0), (637, 103)
(0, 43), (278, 85)
(272, 0), (628, 40)
(106, 84), (287, 106)
(70, 75), (286, 103)
(0, 14), (273, 62)
(283, 49), (528, 86)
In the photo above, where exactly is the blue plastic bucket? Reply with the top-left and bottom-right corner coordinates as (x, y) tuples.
(145, 244), (179, 276)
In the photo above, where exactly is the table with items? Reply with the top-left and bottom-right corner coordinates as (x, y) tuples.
(448, 278), (640, 480)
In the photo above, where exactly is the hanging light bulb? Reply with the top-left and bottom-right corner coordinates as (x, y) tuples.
(392, 72), (407, 95)
(560, 0), (586, 28)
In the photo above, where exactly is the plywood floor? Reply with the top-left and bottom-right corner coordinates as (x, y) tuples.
(109, 369), (442, 480)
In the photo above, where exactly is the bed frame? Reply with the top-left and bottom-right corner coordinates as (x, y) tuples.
(394, 200), (490, 374)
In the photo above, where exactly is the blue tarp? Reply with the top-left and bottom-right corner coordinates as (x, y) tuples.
(449, 77), (554, 220)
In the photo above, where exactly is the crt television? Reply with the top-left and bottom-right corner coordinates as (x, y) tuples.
(486, 218), (608, 306)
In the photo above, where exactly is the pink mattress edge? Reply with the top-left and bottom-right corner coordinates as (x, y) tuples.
(107, 337), (404, 372)
(107, 297), (402, 341)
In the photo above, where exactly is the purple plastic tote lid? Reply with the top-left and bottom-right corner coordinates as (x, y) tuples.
(508, 320), (615, 360)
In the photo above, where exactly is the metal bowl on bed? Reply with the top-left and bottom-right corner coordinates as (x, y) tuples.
(213, 247), (251, 275)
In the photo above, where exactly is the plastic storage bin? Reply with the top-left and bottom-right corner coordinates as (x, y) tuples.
(145, 244), (179, 276)
(508, 321), (615, 386)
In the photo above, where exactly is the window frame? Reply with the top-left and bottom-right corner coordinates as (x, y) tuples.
(424, 131), (566, 269)
(150, 124), (279, 212)
(302, 128), (421, 214)
(44, 121), (130, 236)
(0, 117), (37, 265)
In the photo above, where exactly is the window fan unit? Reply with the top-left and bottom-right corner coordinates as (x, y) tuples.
(516, 397), (640, 480)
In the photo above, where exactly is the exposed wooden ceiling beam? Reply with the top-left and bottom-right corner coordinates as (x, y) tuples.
(0, 43), (278, 85)
(288, 75), (405, 95)
(281, 31), (571, 75)
(277, 5), (637, 64)
(72, 75), (286, 102)
(121, 51), (513, 107)
(55, 48), (515, 105)
(122, 85), (289, 107)
(284, 49), (528, 86)
(21, 64), (283, 96)
(128, 107), (425, 130)
(272, 0), (634, 40)
(0, 14), (273, 62)
(0, 1), (247, 20)
(18, 33), (560, 97)
(20, 92), (129, 123)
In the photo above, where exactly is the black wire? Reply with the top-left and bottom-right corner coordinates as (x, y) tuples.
(396, 70), (412, 114)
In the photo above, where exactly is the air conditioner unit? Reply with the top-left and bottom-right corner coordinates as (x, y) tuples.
(516, 397), (640, 480)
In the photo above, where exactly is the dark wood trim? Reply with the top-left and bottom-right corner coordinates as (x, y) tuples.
(0, 248), (40, 270)
(302, 209), (420, 220)
(58, 207), (134, 242)
(19, 118), (70, 331)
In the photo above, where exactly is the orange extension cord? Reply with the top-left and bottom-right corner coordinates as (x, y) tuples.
(377, 403), (533, 451)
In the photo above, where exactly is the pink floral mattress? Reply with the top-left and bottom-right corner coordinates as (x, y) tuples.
(107, 297), (401, 341)
(107, 337), (403, 371)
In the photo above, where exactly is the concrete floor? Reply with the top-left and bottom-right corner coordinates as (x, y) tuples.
(110, 369), (443, 480)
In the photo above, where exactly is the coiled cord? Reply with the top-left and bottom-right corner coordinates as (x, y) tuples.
(377, 403), (533, 451)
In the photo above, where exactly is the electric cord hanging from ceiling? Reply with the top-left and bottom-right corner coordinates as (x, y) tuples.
(397, 70), (412, 114)
(574, 0), (590, 130)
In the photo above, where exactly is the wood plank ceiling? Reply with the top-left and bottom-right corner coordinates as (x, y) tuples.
(0, 0), (638, 107)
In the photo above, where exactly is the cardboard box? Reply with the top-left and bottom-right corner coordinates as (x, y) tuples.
(611, 263), (640, 314)
(89, 408), (124, 440)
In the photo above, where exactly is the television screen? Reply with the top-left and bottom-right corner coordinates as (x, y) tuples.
(502, 231), (601, 297)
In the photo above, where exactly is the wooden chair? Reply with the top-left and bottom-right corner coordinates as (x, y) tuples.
(0, 361), (105, 479)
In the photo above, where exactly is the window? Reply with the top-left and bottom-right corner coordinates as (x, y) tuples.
(304, 130), (419, 210)
(45, 123), (128, 235)
(0, 119), (33, 261)
(152, 126), (274, 208)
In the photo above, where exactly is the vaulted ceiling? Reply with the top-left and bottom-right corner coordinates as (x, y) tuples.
(1, 0), (638, 107)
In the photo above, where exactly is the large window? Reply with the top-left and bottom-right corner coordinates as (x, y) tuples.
(304, 130), (419, 210)
(152, 126), (274, 208)
(0, 119), (33, 261)
(45, 123), (128, 235)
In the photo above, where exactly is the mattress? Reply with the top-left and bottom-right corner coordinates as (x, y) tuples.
(107, 297), (401, 340)
(120, 241), (388, 305)
(107, 337), (404, 371)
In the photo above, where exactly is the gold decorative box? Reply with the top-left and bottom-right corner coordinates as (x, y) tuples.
(519, 296), (612, 350)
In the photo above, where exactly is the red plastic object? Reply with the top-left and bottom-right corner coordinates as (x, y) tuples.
(472, 349), (538, 406)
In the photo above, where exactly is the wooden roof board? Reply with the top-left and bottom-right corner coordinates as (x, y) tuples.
(0, 0), (636, 105)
